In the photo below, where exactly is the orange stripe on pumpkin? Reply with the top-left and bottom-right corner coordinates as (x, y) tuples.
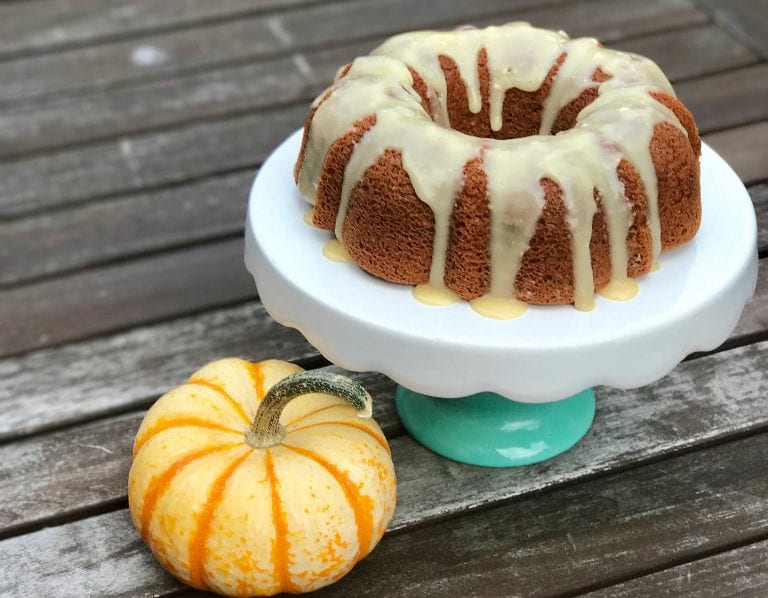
(283, 444), (375, 563)
(187, 378), (251, 424)
(188, 449), (253, 590)
(265, 449), (296, 593)
(285, 404), (339, 428)
(139, 443), (240, 541)
(244, 361), (265, 400)
(133, 417), (241, 456)
(288, 420), (390, 455)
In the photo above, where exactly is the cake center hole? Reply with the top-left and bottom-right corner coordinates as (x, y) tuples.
(420, 51), (585, 139)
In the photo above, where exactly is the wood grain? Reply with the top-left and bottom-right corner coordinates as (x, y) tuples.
(0, 238), (257, 358)
(309, 434), (768, 597)
(698, 0), (768, 59)
(4, 156), (761, 290)
(0, 103), (306, 218)
(0, 0), (563, 104)
(0, 0), (330, 58)
(754, 183), (768, 254)
(1, 36), (759, 221)
(731, 256), (768, 345)
(2, 66), (766, 287)
(2, 343), (768, 596)
(0, 0), (710, 161)
(0, 170), (254, 285)
(2, 338), (767, 544)
(587, 540), (768, 596)
(676, 63), (768, 134)
(611, 23), (757, 82)
(0, 302), (315, 441)
(0, 0), (765, 593)
(704, 121), (768, 185)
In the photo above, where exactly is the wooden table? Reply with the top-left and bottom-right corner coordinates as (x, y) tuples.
(1, 0), (767, 595)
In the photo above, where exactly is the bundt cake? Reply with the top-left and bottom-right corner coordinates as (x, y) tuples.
(293, 22), (701, 317)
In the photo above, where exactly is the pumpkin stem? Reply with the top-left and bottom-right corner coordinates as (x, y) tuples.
(245, 370), (373, 449)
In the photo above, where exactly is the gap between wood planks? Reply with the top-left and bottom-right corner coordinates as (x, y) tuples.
(306, 433), (768, 597)
(0, 177), (764, 377)
(0, 0), (358, 61)
(0, 261), (762, 444)
(582, 537), (768, 596)
(0, 171), (765, 291)
(0, 0), (716, 165)
(0, 349), (333, 449)
(3, 385), (768, 595)
(0, 17), (742, 168)
(694, 0), (768, 60)
(0, 147), (764, 359)
(573, 532), (768, 596)
(0, 0), (705, 109)
(1, 315), (767, 543)
(0, 0), (574, 106)
(0, 25), (760, 226)
(0, 59), (768, 250)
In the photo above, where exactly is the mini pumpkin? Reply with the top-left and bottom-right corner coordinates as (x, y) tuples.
(128, 358), (396, 596)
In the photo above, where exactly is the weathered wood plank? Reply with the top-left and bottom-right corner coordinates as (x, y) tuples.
(0, 0), (331, 59)
(0, 170), (253, 285)
(0, 50), (326, 161)
(4, 168), (765, 289)
(704, 121), (768, 186)
(485, 0), (707, 42)
(0, 301), (315, 442)
(731, 254), (768, 344)
(0, 238), (256, 358)
(0, 0), (709, 161)
(0, 0), (706, 106)
(697, 0), (768, 59)
(0, 367), (398, 538)
(2, 44), (758, 222)
(2, 67), (766, 287)
(1, 338), (767, 548)
(2, 255), (766, 442)
(587, 540), (768, 597)
(611, 23), (757, 82)
(0, 103), (306, 218)
(0, 0), (564, 104)
(676, 63), (768, 134)
(2, 343), (767, 596)
(755, 183), (768, 255)
(310, 434), (768, 596)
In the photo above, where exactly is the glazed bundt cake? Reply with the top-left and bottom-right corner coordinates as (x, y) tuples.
(294, 22), (701, 317)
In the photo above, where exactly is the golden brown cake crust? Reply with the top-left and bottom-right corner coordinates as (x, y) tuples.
(313, 114), (377, 230)
(652, 122), (701, 249)
(341, 149), (433, 285)
(444, 154), (491, 299)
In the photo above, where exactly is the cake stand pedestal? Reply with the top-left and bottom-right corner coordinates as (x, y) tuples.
(244, 129), (757, 467)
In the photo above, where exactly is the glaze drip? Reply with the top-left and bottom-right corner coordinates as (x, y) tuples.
(296, 22), (688, 310)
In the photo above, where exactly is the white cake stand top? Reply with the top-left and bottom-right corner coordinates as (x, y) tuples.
(245, 129), (757, 402)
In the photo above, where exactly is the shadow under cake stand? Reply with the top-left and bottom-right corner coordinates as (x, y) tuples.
(244, 129), (758, 467)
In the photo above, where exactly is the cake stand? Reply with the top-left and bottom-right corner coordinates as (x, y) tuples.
(244, 129), (758, 467)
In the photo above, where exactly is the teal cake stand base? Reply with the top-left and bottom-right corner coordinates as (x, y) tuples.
(395, 386), (596, 467)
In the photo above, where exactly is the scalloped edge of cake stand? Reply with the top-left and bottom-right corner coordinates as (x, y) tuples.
(245, 129), (757, 402)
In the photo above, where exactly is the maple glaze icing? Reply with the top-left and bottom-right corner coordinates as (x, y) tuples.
(322, 239), (353, 262)
(296, 22), (687, 312)
(303, 208), (317, 227)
